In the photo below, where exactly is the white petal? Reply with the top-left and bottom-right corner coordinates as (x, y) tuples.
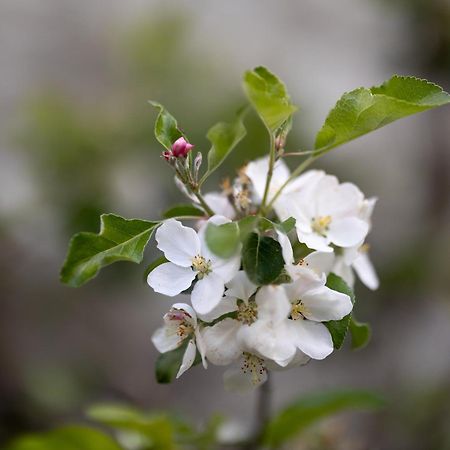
(147, 262), (196, 296)
(255, 285), (291, 322)
(332, 257), (356, 289)
(353, 252), (379, 290)
(223, 366), (267, 392)
(284, 268), (324, 301)
(211, 252), (241, 283)
(156, 219), (200, 266)
(151, 325), (181, 353)
(302, 286), (353, 322)
(317, 179), (363, 219)
(225, 271), (257, 301)
(239, 321), (296, 367)
(266, 351), (310, 370)
(298, 229), (333, 252)
(328, 217), (369, 248)
(276, 230), (294, 266)
(176, 339), (197, 378)
(197, 295), (238, 322)
(203, 192), (236, 219)
(304, 251), (335, 274)
(191, 273), (225, 315)
(172, 303), (197, 325)
(360, 197), (377, 223)
(202, 318), (242, 365)
(284, 170), (325, 195)
(288, 320), (333, 360)
(194, 329), (208, 368)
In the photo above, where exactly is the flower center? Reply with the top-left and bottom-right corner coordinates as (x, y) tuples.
(177, 322), (194, 338)
(291, 300), (309, 320)
(241, 352), (266, 386)
(311, 215), (332, 236)
(237, 300), (258, 325)
(192, 255), (211, 278)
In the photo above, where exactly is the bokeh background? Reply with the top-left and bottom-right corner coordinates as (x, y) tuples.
(1, 0), (450, 448)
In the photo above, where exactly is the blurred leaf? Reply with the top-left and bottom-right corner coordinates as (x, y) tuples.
(262, 390), (384, 448)
(200, 108), (247, 185)
(242, 232), (284, 284)
(205, 222), (240, 258)
(155, 341), (188, 384)
(243, 67), (297, 132)
(150, 101), (186, 151)
(324, 273), (355, 349)
(258, 217), (296, 233)
(162, 204), (205, 219)
(349, 316), (371, 350)
(237, 216), (259, 242)
(87, 404), (177, 450)
(143, 256), (168, 281)
(5, 426), (122, 450)
(61, 214), (159, 287)
(315, 75), (450, 154)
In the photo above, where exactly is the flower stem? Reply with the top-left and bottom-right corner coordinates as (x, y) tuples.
(265, 155), (317, 213)
(193, 190), (215, 216)
(259, 134), (276, 215)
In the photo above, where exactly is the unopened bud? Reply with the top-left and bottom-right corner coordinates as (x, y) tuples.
(275, 135), (285, 152)
(171, 137), (194, 158)
(194, 152), (202, 173)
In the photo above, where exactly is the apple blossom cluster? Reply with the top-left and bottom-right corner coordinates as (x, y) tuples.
(147, 138), (378, 391)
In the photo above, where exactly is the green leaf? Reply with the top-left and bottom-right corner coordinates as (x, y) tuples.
(258, 217), (296, 233)
(262, 390), (384, 448)
(200, 108), (247, 184)
(279, 217), (296, 233)
(243, 66), (297, 132)
(87, 404), (176, 450)
(149, 101), (185, 150)
(5, 426), (122, 450)
(238, 216), (259, 242)
(205, 222), (240, 259)
(155, 341), (188, 384)
(162, 204), (205, 219)
(61, 214), (159, 287)
(242, 232), (284, 285)
(324, 273), (355, 349)
(315, 75), (450, 154)
(349, 316), (371, 350)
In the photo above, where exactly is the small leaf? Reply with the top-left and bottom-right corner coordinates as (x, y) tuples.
(279, 217), (296, 233)
(262, 390), (384, 448)
(5, 426), (122, 450)
(200, 108), (247, 184)
(238, 216), (259, 242)
(162, 204), (205, 219)
(150, 101), (185, 150)
(243, 66), (297, 132)
(315, 75), (450, 154)
(324, 273), (355, 349)
(61, 214), (159, 287)
(155, 341), (188, 384)
(205, 222), (240, 259)
(349, 316), (371, 350)
(258, 217), (296, 233)
(242, 232), (284, 285)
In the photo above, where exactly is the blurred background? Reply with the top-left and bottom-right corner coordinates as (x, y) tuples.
(1, 0), (450, 448)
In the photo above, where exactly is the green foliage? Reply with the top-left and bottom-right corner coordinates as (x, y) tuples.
(61, 214), (159, 287)
(315, 75), (450, 154)
(205, 222), (240, 258)
(87, 404), (177, 450)
(258, 217), (296, 233)
(200, 108), (247, 185)
(5, 426), (122, 450)
(243, 66), (297, 132)
(262, 390), (384, 448)
(237, 216), (260, 242)
(349, 316), (371, 350)
(155, 341), (188, 384)
(242, 232), (285, 284)
(150, 101), (186, 150)
(162, 204), (205, 219)
(324, 273), (355, 349)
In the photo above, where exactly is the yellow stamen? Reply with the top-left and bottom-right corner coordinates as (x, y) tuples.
(291, 300), (309, 320)
(311, 215), (332, 236)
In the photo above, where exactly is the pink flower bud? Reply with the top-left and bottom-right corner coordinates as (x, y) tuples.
(171, 137), (194, 157)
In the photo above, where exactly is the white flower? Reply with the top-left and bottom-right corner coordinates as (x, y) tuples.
(201, 271), (258, 365)
(151, 303), (206, 378)
(147, 216), (240, 316)
(277, 172), (370, 253)
(203, 192), (235, 219)
(245, 156), (324, 216)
